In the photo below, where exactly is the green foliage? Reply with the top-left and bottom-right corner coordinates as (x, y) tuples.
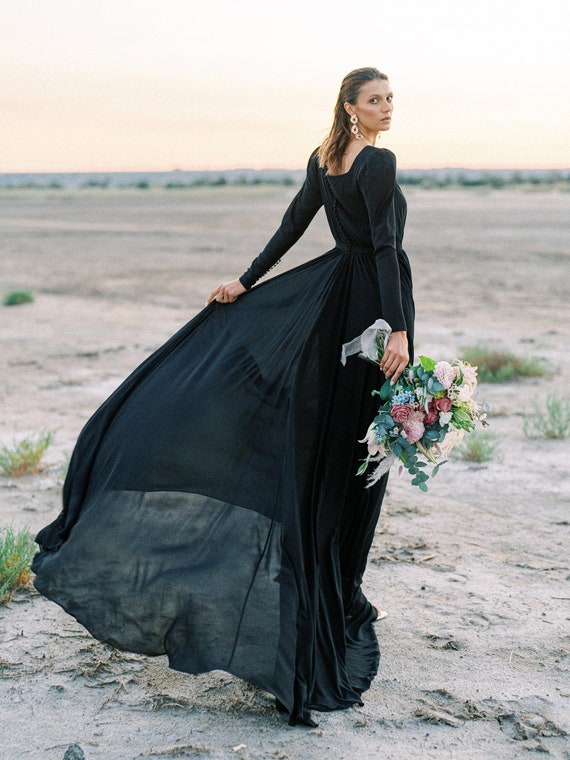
(0, 431), (54, 477)
(419, 355), (436, 371)
(460, 345), (546, 383)
(0, 526), (36, 603)
(165, 175), (297, 189)
(454, 430), (500, 462)
(80, 178), (110, 189)
(523, 395), (570, 439)
(3, 289), (34, 306)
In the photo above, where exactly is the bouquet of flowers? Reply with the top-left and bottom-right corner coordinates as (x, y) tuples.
(341, 320), (487, 491)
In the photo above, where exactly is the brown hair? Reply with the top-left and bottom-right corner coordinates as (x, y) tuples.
(318, 67), (388, 175)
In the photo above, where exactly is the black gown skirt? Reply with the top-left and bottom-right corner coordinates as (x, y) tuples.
(32, 146), (415, 726)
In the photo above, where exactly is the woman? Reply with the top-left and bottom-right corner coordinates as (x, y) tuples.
(32, 67), (414, 727)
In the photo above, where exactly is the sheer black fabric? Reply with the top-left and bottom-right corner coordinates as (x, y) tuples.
(32, 145), (415, 726)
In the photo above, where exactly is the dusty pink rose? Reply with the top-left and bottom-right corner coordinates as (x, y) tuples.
(402, 418), (425, 443)
(434, 361), (455, 389)
(434, 396), (452, 413)
(390, 403), (415, 423)
(424, 402), (439, 425)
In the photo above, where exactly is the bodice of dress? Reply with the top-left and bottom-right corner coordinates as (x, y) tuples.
(239, 146), (412, 332)
(323, 149), (407, 254)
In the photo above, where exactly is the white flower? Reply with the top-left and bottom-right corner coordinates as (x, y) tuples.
(359, 423), (387, 457)
(456, 384), (474, 402)
(439, 411), (453, 425)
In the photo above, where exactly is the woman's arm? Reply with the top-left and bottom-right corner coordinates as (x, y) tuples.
(359, 149), (409, 382)
(207, 152), (323, 304)
(238, 152), (323, 290)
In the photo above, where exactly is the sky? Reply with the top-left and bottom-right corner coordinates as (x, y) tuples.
(1, 0), (569, 172)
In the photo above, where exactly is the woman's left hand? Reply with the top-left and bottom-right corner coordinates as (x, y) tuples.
(379, 330), (409, 384)
(206, 279), (247, 305)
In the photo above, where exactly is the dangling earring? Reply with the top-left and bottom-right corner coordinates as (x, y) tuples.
(350, 113), (364, 140)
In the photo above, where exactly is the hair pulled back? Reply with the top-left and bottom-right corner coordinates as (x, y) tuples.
(318, 67), (388, 175)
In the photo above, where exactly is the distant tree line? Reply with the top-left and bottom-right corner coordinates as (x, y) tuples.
(1, 170), (568, 191)
(397, 170), (570, 189)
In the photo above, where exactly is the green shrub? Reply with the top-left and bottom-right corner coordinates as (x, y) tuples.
(460, 345), (546, 383)
(454, 430), (500, 462)
(0, 431), (54, 476)
(0, 526), (36, 603)
(3, 289), (34, 306)
(523, 395), (570, 439)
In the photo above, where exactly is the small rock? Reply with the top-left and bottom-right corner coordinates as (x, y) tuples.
(63, 744), (85, 760)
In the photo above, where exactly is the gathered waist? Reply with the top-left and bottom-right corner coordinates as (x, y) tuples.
(335, 242), (372, 256)
(335, 242), (405, 257)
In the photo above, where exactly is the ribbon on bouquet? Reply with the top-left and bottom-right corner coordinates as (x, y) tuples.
(341, 319), (396, 485)
(340, 318), (392, 366)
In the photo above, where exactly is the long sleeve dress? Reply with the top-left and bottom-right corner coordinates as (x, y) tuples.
(32, 144), (415, 727)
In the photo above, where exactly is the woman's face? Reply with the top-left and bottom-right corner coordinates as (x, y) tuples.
(346, 79), (394, 136)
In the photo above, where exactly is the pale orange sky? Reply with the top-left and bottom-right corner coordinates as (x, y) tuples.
(1, 0), (569, 172)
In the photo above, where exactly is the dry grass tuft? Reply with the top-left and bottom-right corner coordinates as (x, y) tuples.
(0, 431), (54, 476)
(523, 395), (570, 439)
(0, 526), (36, 603)
(460, 345), (546, 383)
(454, 430), (501, 462)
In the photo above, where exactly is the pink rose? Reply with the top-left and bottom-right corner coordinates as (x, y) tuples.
(434, 396), (452, 413)
(424, 402), (439, 426)
(390, 403), (414, 423)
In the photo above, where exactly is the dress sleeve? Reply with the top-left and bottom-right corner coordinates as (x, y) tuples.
(239, 152), (323, 289)
(358, 149), (407, 332)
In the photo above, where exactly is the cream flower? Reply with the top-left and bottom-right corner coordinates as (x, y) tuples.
(359, 423), (387, 457)
(456, 384), (474, 402)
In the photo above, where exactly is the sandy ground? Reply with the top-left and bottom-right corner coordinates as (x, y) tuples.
(0, 185), (569, 759)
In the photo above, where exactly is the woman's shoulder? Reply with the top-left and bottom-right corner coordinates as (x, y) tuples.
(360, 145), (397, 169)
(357, 146), (397, 187)
(307, 147), (322, 168)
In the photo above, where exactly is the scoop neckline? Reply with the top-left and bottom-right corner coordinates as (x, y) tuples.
(325, 145), (375, 178)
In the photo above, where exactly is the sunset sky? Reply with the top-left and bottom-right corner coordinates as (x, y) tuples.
(1, 0), (568, 172)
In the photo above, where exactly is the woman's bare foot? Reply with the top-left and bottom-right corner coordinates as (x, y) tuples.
(373, 606), (388, 621)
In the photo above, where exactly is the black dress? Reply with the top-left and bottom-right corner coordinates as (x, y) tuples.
(32, 145), (415, 726)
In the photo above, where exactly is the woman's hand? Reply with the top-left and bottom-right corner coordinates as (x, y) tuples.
(379, 331), (409, 384)
(206, 279), (247, 305)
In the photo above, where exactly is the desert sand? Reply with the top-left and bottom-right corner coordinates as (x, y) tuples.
(1, 184), (569, 759)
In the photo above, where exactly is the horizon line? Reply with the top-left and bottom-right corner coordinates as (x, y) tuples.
(1, 165), (569, 175)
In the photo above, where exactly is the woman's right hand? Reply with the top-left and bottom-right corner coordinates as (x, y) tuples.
(379, 330), (409, 384)
(206, 279), (247, 305)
